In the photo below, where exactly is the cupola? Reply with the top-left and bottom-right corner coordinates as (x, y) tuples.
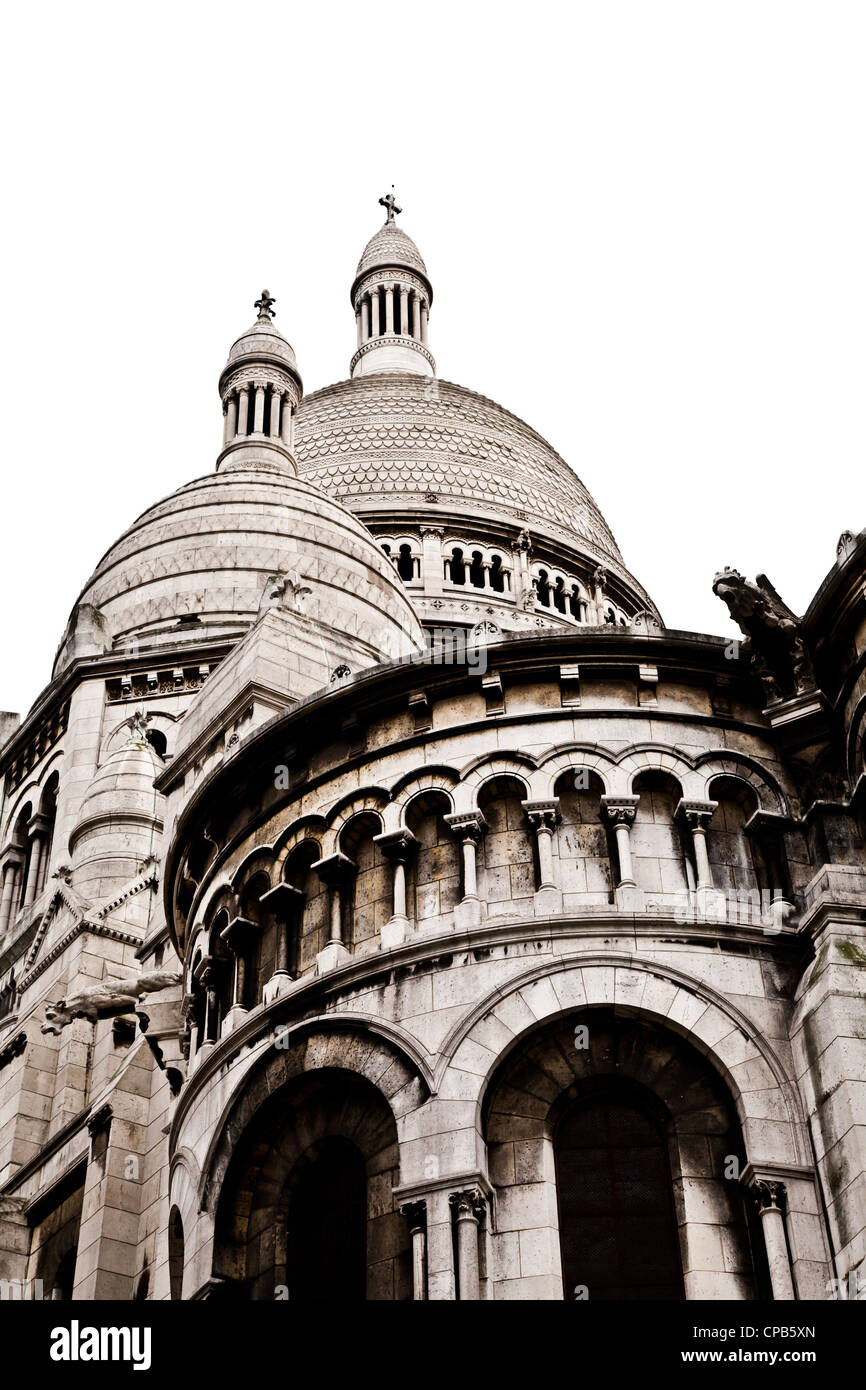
(350, 192), (434, 379)
(217, 291), (303, 473)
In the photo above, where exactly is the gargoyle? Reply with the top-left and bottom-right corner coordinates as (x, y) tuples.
(712, 568), (815, 703)
(42, 969), (181, 1035)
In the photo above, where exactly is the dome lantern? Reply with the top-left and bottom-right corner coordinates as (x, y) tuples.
(217, 291), (303, 475)
(350, 192), (435, 380)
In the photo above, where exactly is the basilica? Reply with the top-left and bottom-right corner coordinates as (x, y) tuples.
(0, 196), (863, 1302)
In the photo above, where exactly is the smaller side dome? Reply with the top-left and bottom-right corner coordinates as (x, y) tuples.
(350, 194), (434, 380)
(218, 291), (303, 476)
(68, 718), (163, 896)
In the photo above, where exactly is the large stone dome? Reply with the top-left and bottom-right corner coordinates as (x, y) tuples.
(54, 467), (424, 674)
(295, 373), (629, 573)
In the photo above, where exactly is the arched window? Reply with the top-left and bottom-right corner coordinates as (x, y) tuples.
(339, 813), (388, 949)
(286, 1138), (367, 1302)
(489, 555), (508, 592)
(283, 840), (327, 975)
(468, 551), (485, 588)
(477, 776), (535, 912)
(239, 869), (273, 1007)
(536, 570), (551, 606)
(397, 544), (416, 582)
(554, 770), (612, 906)
(168, 1207), (184, 1301)
(145, 728), (167, 760)
(555, 1082), (683, 1301)
(553, 577), (567, 613)
(631, 771), (691, 898)
(405, 791), (461, 926)
(449, 547), (466, 584)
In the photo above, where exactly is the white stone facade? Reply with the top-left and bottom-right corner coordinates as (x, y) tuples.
(0, 204), (864, 1303)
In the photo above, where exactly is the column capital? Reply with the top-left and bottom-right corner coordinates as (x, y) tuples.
(449, 1187), (487, 1222)
(675, 798), (718, 830)
(400, 1200), (427, 1233)
(444, 811), (487, 843)
(600, 794), (639, 826)
(1, 846), (26, 870)
(750, 1179), (786, 1213)
(522, 798), (560, 831)
(220, 914), (259, 950)
(374, 828), (417, 864)
(27, 812), (52, 839)
(311, 851), (356, 888)
(260, 882), (304, 916)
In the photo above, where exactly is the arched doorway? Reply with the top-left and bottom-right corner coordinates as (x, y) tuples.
(554, 1081), (683, 1300)
(286, 1138), (366, 1301)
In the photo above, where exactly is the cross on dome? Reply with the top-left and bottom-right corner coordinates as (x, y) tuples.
(254, 289), (276, 322)
(378, 188), (401, 224)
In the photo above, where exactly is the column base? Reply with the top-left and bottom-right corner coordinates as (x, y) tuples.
(614, 882), (644, 912)
(382, 916), (409, 950)
(534, 886), (562, 916)
(262, 971), (297, 1004)
(454, 897), (483, 930)
(316, 941), (351, 975)
(221, 1004), (249, 1036)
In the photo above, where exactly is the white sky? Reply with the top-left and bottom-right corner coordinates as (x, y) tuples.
(1, 1), (863, 719)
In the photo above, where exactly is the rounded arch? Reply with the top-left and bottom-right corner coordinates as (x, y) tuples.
(199, 1020), (429, 1217)
(619, 746), (701, 798)
(694, 753), (789, 815)
(459, 751), (538, 808)
(537, 745), (614, 799)
(390, 764), (459, 816)
(434, 956), (809, 1168)
(272, 813), (327, 866)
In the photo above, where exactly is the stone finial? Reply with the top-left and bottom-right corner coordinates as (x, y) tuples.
(379, 187), (402, 223)
(254, 289), (276, 322)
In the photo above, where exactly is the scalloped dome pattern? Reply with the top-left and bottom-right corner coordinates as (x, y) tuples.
(356, 224), (428, 278)
(294, 374), (625, 566)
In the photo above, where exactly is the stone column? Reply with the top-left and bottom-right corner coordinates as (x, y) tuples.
(374, 828), (417, 949)
(0, 850), (24, 937)
(421, 525), (445, 597)
(363, 296), (371, 340)
(420, 300), (428, 344)
(260, 881), (304, 1000)
(281, 401), (292, 450)
(400, 1201), (427, 1300)
(225, 394), (237, 442)
(675, 800), (717, 891)
(22, 816), (49, 909)
(356, 307), (362, 347)
(445, 812), (486, 901)
(385, 285), (394, 334)
(601, 795), (641, 909)
(400, 285), (409, 335)
(220, 915), (258, 1032)
(194, 958), (221, 1048)
(237, 386), (250, 435)
(370, 292), (380, 337)
(444, 811), (487, 928)
(449, 1189), (486, 1300)
(253, 385), (266, 433)
(522, 799), (560, 891)
(312, 852), (355, 973)
(750, 1180), (796, 1300)
(269, 389), (281, 438)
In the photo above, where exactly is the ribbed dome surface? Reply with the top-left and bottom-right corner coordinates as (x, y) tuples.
(295, 374), (626, 569)
(356, 224), (427, 278)
(56, 468), (424, 670)
(226, 319), (298, 371)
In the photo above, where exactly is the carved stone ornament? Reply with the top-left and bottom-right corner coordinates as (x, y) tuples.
(258, 570), (312, 618)
(712, 568), (816, 703)
(42, 969), (181, 1035)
